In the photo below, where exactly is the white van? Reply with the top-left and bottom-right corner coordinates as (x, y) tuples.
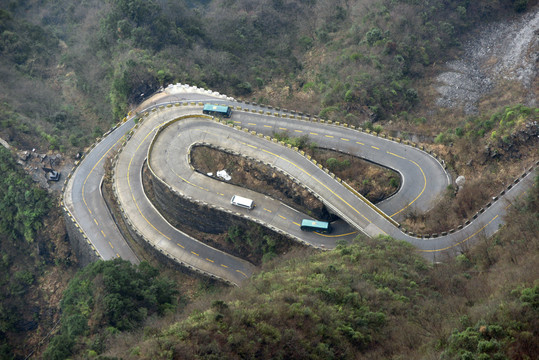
(230, 195), (254, 210)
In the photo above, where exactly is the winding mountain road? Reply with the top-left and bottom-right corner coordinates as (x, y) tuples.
(63, 84), (537, 285)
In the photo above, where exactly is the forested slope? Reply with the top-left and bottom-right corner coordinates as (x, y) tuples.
(1, 0), (534, 154)
(0, 0), (537, 358)
(45, 173), (538, 359)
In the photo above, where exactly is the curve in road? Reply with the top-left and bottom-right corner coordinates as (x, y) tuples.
(63, 84), (537, 285)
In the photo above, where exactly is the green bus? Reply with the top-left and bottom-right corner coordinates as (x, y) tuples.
(300, 219), (332, 234)
(203, 103), (232, 118)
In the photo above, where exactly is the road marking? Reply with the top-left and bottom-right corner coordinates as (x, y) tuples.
(264, 208), (272, 213)
(234, 121), (241, 124)
(108, 241), (114, 249)
(293, 222), (300, 226)
(420, 215), (499, 252)
(387, 151), (406, 159)
(279, 127), (287, 130)
(261, 148), (371, 223)
(391, 159), (427, 217)
(279, 215), (287, 220)
(247, 144), (258, 149)
(264, 125), (272, 128)
(177, 243), (184, 248)
(191, 251), (199, 256)
(248, 123), (256, 126)
(206, 258), (214, 263)
(356, 141), (364, 145)
(81, 125), (133, 223)
(341, 138), (350, 141)
(116, 253), (120, 258)
(294, 129), (303, 133)
(315, 231), (358, 238)
(236, 270), (248, 277)
(101, 230), (106, 238)
(325, 135), (334, 138)
(310, 132), (318, 135)
(221, 264), (229, 268)
(127, 125), (172, 241)
(371, 146), (379, 150)
(94, 219), (99, 226)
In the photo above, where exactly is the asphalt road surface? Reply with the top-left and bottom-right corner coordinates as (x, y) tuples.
(63, 84), (537, 285)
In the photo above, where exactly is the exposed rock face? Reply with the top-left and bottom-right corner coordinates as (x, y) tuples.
(436, 9), (539, 113)
(481, 121), (539, 163)
(456, 175), (466, 188)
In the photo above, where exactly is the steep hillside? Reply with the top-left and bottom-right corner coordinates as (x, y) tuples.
(47, 173), (538, 359)
(0, 0), (538, 358)
(2, 0), (535, 155)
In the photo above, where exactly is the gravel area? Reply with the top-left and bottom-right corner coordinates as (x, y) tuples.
(436, 8), (539, 114)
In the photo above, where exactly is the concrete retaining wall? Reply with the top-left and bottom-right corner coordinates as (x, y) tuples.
(64, 212), (100, 267)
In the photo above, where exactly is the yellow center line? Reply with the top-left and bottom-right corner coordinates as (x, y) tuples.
(264, 125), (272, 128)
(293, 222), (301, 226)
(233, 121), (241, 124)
(325, 135), (334, 138)
(315, 231), (358, 238)
(391, 159), (427, 217)
(262, 149), (371, 223)
(371, 146), (379, 150)
(356, 141), (364, 145)
(108, 241), (113, 249)
(221, 264), (229, 268)
(94, 219), (99, 226)
(341, 138), (350, 141)
(420, 215), (499, 252)
(82, 129), (128, 217)
(248, 123), (256, 126)
(206, 258), (214, 263)
(127, 123), (172, 241)
(236, 270), (248, 277)
(294, 129), (303, 133)
(101, 230), (106, 238)
(264, 208), (272, 213)
(116, 253), (120, 258)
(279, 215), (287, 220)
(191, 251), (199, 256)
(247, 144), (258, 149)
(387, 151), (406, 159)
(279, 127), (287, 130)
(177, 243), (184, 248)
(310, 132), (318, 135)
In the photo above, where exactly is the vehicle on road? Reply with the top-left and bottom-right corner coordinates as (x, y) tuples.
(230, 195), (254, 209)
(203, 103), (232, 118)
(300, 219), (332, 234)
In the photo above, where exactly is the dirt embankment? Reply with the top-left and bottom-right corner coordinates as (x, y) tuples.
(191, 145), (401, 214)
(191, 145), (331, 220)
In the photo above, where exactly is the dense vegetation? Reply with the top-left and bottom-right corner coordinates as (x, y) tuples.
(0, 146), (53, 356)
(1, 0), (532, 154)
(43, 259), (178, 359)
(401, 104), (539, 233)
